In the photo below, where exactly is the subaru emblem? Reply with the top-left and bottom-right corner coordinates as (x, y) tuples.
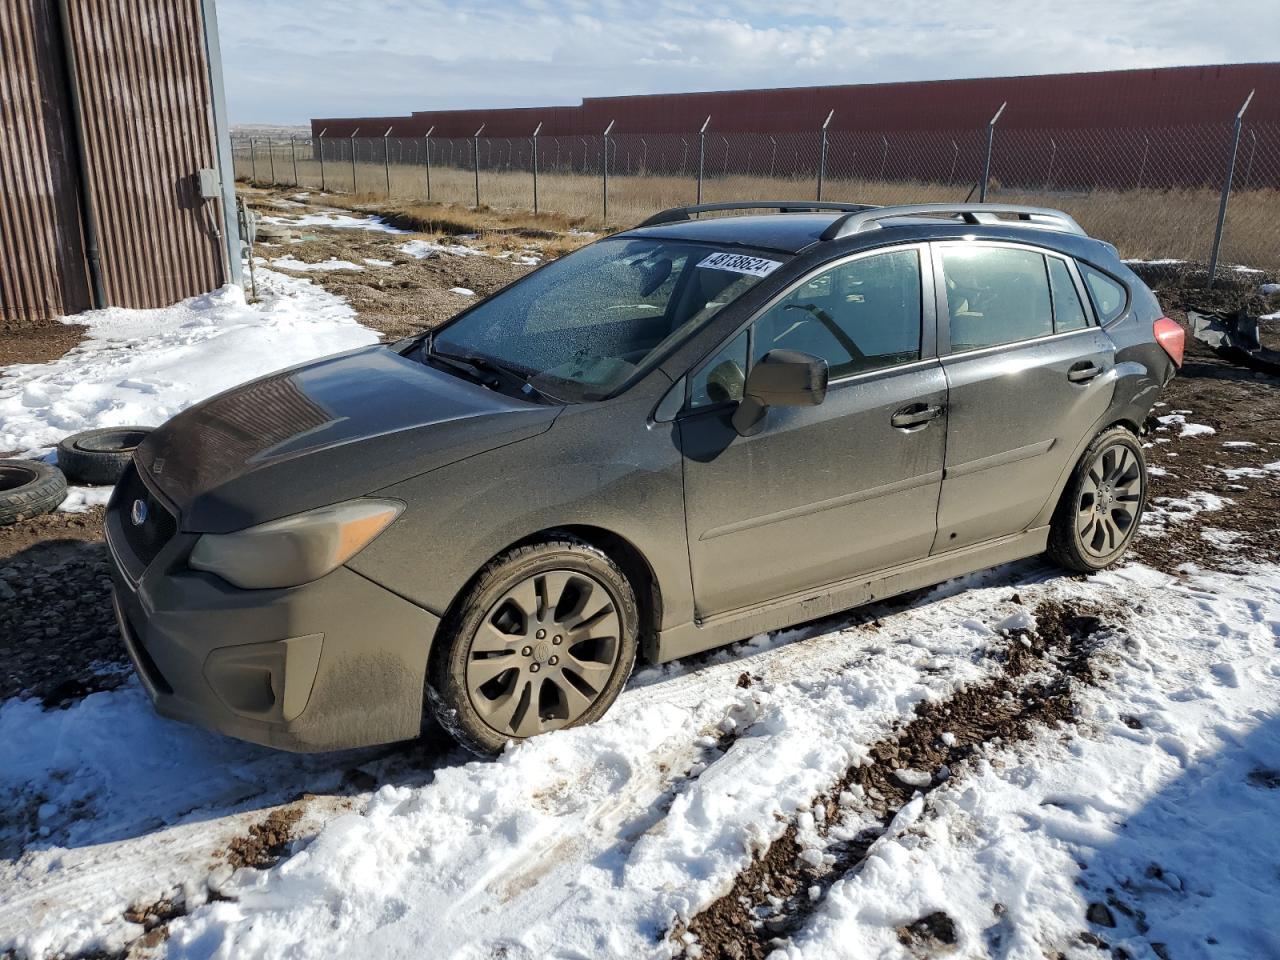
(130, 499), (148, 526)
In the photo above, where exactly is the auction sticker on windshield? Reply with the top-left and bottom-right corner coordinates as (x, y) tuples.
(697, 251), (782, 277)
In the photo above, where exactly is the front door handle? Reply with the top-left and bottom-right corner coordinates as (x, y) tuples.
(891, 402), (945, 429)
(1067, 361), (1103, 383)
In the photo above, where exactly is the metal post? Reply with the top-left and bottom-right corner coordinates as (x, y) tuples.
(383, 127), (393, 197)
(424, 126), (434, 200)
(1208, 89), (1255, 288)
(816, 110), (834, 200)
(267, 137), (275, 183)
(318, 128), (328, 192)
(349, 127), (359, 194)
(1045, 137), (1056, 192)
(696, 116), (710, 205)
(602, 119), (614, 222)
(290, 136), (298, 186)
(1136, 136), (1150, 190)
(250, 137), (257, 181)
(473, 123), (485, 207)
(980, 101), (1006, 202)
(531, 122), (542, 215)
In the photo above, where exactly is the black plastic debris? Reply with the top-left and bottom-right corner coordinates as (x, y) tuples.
(1189, 309), (1280, 375)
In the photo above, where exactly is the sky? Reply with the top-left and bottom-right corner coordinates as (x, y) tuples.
(216, 0), (1277, 124)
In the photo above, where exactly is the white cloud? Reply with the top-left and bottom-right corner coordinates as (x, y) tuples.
(216, 0), (1277, 123)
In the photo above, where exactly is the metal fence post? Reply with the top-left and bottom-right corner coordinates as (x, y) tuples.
(249, 137), (257, 181)
(267, 137), (275, 183)
(349, 127), (359, 194)
(1208, 89), (1255, 288)
(383, 127), (393, 197)
(473, 123), (485, 207)
(696, 116), (710, 204)
(980, 101), (1006, 202)
(290, 136), (298, 186)
(424, 125), (434, 200)
(816, 110), (834, 200)
(318, 127), (328, 192)
(602, 119), (614, 221)
(531, 121), (542, 215)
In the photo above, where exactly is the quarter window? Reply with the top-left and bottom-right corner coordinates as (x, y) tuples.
(688, 330), (748, 409)
(941, 246), (1053, 351)
(751, 249), (922, 378)
(1081, 266), (1127, 323)
(1047, 257), (1089, 332)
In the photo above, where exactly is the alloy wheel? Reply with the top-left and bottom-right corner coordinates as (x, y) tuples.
(465, 569), (622, 739)
(1076, 441), (1144, 558)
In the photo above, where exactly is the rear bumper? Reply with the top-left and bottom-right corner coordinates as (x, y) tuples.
(106, 483), (441, 753)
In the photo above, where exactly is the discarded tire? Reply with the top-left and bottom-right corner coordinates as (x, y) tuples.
(0, 460), (68, 525)
(56, 426), (153, 485)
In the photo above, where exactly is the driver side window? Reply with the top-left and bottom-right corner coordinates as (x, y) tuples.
(751, 250), (923, 378)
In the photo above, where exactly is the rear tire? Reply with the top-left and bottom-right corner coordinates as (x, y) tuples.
(0, 460), (68, 525)
(1048, 426), (1147, 572)
(426, 537), (639, 756)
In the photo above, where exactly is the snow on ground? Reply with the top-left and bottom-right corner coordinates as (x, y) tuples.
(1156, 413), (1215, 438)
(779, 563), (1280, 960)
(266, 256), (365, 272)
(258, 212), (410, 234)
(0, 269), (377, 468)
(399, 238), (490, 259)
(449, 287), (476, 297)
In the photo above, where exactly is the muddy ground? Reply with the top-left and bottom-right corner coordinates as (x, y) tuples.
(1, 187), (1277, 713)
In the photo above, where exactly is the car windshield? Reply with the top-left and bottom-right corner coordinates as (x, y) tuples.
(432, 237), (788, 401)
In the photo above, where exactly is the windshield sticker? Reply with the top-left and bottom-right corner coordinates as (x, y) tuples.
(697, 252), (782, 278)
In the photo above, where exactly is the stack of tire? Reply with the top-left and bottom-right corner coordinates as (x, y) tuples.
(0, 427), (153, 526)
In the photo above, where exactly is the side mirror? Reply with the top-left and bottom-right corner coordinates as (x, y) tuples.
(732, 349), (828, 437)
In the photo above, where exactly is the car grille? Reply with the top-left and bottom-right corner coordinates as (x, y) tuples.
(114, 463), (178, 570)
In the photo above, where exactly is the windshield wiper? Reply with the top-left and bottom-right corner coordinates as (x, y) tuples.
(428, 340), (558, 403)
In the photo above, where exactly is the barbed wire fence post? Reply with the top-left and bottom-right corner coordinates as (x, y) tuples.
(1208, 89), (1256, 288)
(980, 102), (1006, 201)
(816, 110), (834, 201)
(382, 127), (393, 197)
(531, 121), (542, 215)
(424, 125), (434, 200)
(317, 128), (327, 192)
(249, 137), (257, 182)
(348, 127), (359, 194)
(602, 119), (615, 222)
(266, 137), (275, 184)
(696, 116), (711, 205)
(472, 123), (485, 207)
(289, 136), (298, 186)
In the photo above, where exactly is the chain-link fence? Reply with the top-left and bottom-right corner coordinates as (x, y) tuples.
(231, 100), (1280, 280)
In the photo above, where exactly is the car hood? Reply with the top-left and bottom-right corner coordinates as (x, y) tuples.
(136, 345), (559, 533)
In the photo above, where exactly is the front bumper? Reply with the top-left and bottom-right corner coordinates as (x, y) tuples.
(106, 471), (441, 752)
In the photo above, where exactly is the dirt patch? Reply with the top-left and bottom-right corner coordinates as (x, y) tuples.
(0, 509), (128, 705)
(676, 601), (1111, 960)
(225, 806), (304, 870)
(898, 911), (959, 953)
(0, 323), (87, 366)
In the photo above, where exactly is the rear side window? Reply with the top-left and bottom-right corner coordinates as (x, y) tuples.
(752, 249), (922, 378)
(1080, 266), (1127, 323)
(1047, 257), (1089, 332)
(941, 246), (1052, 351)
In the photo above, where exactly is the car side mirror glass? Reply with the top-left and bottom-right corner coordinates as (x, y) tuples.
(731, 349), (829, 437)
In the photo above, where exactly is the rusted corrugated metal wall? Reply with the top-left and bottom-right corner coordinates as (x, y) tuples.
(0, 0), (230, 328)
(0, 0), (91, 328)
(62, 0), (225, 310)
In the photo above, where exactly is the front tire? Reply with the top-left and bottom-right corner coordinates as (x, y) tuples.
(426, 538), (639, 756)
(1048, 426), (1147, 572)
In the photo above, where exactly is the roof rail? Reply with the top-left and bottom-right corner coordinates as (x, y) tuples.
(819, 203), (1087, 241)
(637, 200), (878, 228)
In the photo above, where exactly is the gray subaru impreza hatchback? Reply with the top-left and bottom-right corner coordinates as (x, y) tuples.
(106, 202), (1184, 755)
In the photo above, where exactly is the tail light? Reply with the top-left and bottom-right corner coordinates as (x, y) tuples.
(1153, 317), (1185, 367)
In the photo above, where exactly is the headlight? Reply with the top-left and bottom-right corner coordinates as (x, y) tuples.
(189, 499), (403, 589)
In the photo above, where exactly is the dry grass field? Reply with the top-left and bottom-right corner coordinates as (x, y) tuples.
(236, 154), (1280, 271)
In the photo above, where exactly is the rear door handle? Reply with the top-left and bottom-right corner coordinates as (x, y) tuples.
(891, 402), (945, 429)
(1067, 361), (1103, 383)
